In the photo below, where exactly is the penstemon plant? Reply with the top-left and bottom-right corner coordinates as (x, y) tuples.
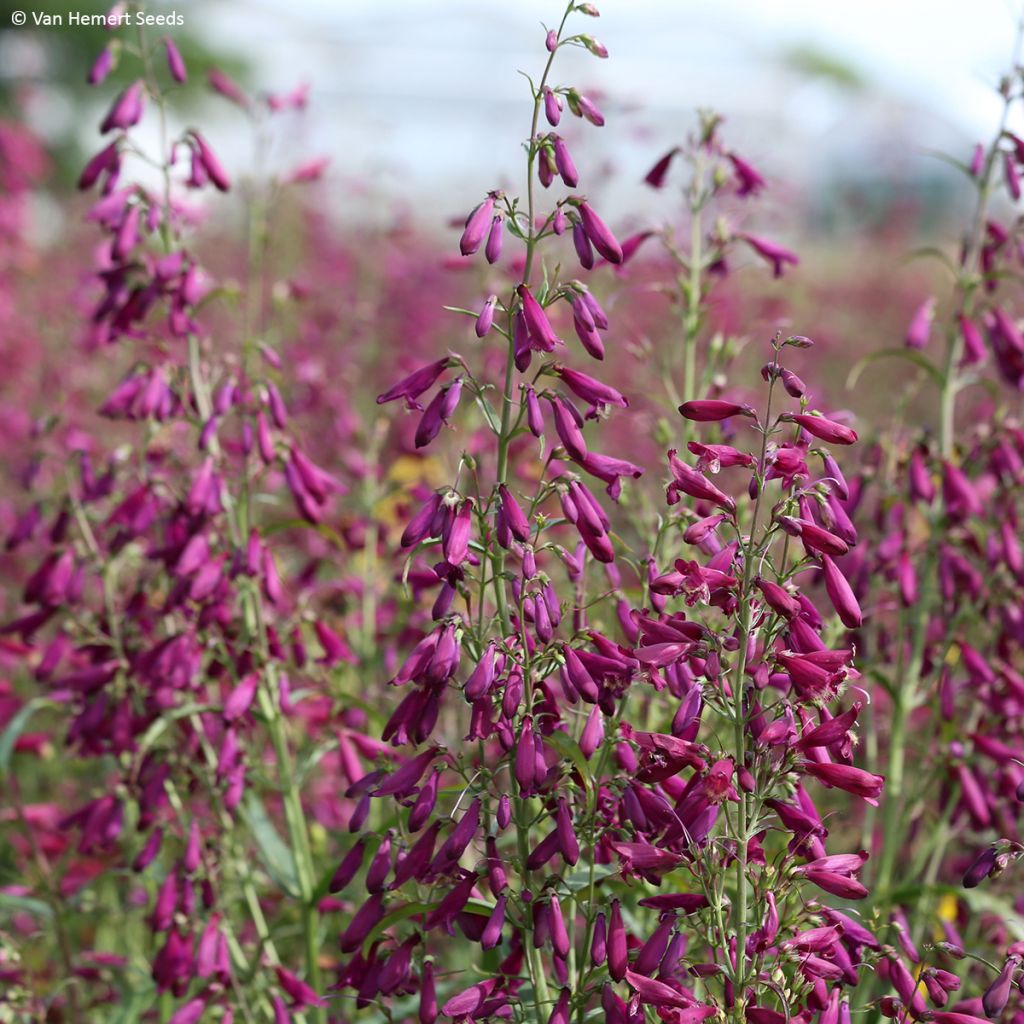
(350, 7), (889, 1024)
(3, 11), (355, 1023)
(7, 4), (1024, 1024)
(837, 20), (1024, 1022)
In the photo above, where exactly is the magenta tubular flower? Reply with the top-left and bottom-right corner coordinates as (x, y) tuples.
(579, 705), (604, 758)
(572, 311), (605, 359)
(958, 313), (986, 365)
(481, 894), (506, 950)
(796, 703), (860, 749)
(164, 37), (187, 82)
(740, 233), (799, 277)
(624, 971), (692, 1009)
(415, 378), (462, 448)
(377, 358), (450, 409)
(518, 284), (561, 349)
(485, 215), (503, 264)
(544, 87), (563, 125)
(498, 485), (531, 542)
(820, 554), (862, 628)
(460, 194), (496, 255)
(575, 93), (605, 126)
(442, 498), (473, 565)
(208, 67), (250, 106)
(607, 900), (628, 980)
(572, 220), (595, 269)
(787, 413), (858, 446)
(276, 965), (327, 1008)
(666, 450), (736, 513)
(798, 868), (868, 900)
(475, 294), (498, 337)
(688, 442), (754, 472)
(576, 201), (622, 263)
(906, 296), (935, 349)
(644, 147), (679, 188)
(804, 762), (884, 802)
(168, 999), (206, 1024)
(558, 366), (627, 409)
(1005, 150), (1022, 199)
(548, 397), (587, 460)
(552, 136), (579, 187)
(132, 827), (163, 872)
(78, 141), (120, 190)
(684, 513), (728, 544)
(88, 45), (115, 85)
(754, 577), (801, 619)
(679, 399), (754, 422)
(554, 799), (580, 865)
(963, 845), (999, 888)
(728, 152), (765, 196)
(190, 132), (230, 191)
(100, 80), (145, 133)
(778, 517), (850, 557)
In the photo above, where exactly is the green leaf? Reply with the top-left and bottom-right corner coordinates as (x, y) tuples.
(0, 697), (54, 775)
(545, 730), (593, 796)
(905, 246), (958, 275)
(960, 886), (1024, 939)
(0, 889), (53, 921)
(921, 148), (977, 181)
(464, 897), (496, 916)
(562, 863), (618, 892)
(846, 348), (945, 391)
(241, 793), (301, 898)
(136, 701), (216, 758)
(361, 901), (434, 958)
(108, 984), (156, 1024)
(296, 736), (339, 786)
(474, 394), (501, 434)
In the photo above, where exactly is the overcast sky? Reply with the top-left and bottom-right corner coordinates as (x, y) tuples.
(181, 0), (1024, 217)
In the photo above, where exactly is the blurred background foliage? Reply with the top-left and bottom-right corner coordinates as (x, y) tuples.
(0, 0), (248, 187)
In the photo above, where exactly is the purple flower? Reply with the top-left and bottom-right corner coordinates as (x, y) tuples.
(376, 358), (450, 409)
(739, 233), (799, 277)
(518, 284), (562, 350)
(905, 296), (935, 349)
(576, 201), (622, 263)
(164, 38), (188, 83)
(100, 80), (145, 133)
(644, 147), (679, 188)
(728, 152), (765, 196)
(459, 194), (496, 256)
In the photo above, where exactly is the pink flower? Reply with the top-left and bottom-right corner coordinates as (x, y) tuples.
(728, 152), (765, 196)
(460, 194), (496, 256)
(739, 233), (799, 277)
(906, 296), (936, 349)
(644, 147), (679, 188)
(576, 201), (622, 263)
(679, 399), (755, 422)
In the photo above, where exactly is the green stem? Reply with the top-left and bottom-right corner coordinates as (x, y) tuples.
(679, 152), (706, 451)
(730, 348), (779, 1017)
(939, 19), (1023, 456)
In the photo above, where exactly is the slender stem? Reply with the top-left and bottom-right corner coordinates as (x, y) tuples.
(494, 10), (575, 1020)
(679, 152), (706, 452)
(730, 348), (779, 1017)
(492, 7), (571, 635)
(876, 20), (1024, 913)
(939, 19), (1024, 456)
